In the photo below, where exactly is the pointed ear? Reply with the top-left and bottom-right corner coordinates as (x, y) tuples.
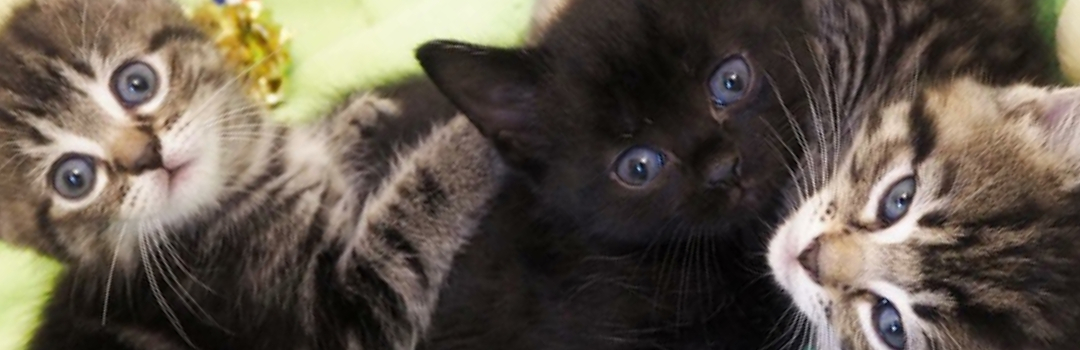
(416, 40), (544, 157)
(1033, 86), (1080, 157)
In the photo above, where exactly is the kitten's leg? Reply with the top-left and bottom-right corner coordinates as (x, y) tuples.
(331, 116), (502, 350)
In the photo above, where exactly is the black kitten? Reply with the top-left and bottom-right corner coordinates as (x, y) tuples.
(415, 0), (816, 348)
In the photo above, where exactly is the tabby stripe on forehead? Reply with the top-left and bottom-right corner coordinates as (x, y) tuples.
(0, 56), (73, 106)
(148, 26), (207, 52)
(8, 19), (61, 60)
(0, 109), (49, 144)
(959, 198), (1043, 231)
(907, 93), (936, 164)
(935, 161), (957, 197)
(7, 19), (93, 79)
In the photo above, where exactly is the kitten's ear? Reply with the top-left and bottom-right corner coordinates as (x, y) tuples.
(1032, 87), (1080, 157)
(416, 40), (544, 159)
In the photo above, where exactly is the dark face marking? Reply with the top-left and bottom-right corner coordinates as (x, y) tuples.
(148, 26), (209, 52)
(907, 94), (937, 165)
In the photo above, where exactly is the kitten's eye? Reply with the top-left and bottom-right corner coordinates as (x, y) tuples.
(614, 146), (666, 187)
(50, 154), (97, 200)
(878, 176), (916, 224)
(111, 61), (158, 107)
(708, 56), (753, 107)
(872, 298), (907, 349)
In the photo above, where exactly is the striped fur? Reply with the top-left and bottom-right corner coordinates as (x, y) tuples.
(0, 0), (502, 349)
(768, 0), (1060, 348)
(790, 0), (1058, 197)
(771, 77), (1080, 350)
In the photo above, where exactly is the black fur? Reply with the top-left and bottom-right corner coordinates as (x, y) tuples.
(416, 0), (815, 348)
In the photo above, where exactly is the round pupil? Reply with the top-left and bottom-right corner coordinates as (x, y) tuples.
(128, 75), (150, 93)
(66, 169), (85, 188)
(885, 319), (902, 336)
(894, 192), (911, 209)
(629, 160), (649, 180)
(723, 72), (744, 91)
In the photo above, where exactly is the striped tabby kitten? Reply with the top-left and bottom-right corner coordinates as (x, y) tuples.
(0, 0), (501, 349)
(767, 0), (1059, 348)
(770, 77), (1080, 350)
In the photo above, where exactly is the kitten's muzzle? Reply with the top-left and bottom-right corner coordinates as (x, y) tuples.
(705, 154), (741, 188)
(111, 127), (163, 175)
(798, 237), (822, 284)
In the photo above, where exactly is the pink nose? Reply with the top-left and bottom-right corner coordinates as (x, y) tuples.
(797, 238), (821, 284)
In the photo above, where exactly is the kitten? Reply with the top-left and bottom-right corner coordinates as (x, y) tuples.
(769, 0), (1060, 348)
(769, 77), (1080, 350)
(0, 0), (501, 349)
(414, 0), (817, 348)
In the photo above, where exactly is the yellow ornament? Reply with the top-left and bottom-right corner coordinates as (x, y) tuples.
(189, 0), (291, 107)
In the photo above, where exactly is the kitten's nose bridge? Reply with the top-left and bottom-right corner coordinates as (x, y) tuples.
(816, 234), (867, 285)
(110, 127), (163, 174)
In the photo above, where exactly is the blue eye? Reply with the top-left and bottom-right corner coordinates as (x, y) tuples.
(708, 56), (753, 107)
(614, 147), (665, 187)
(50, 154), (97, 200)
(879, 176), (916, 224)
(111, 61), (158, 107)
(872, 298), (906, 350)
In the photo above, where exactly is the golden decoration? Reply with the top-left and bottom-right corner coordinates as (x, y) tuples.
(189, 0), (291, 107)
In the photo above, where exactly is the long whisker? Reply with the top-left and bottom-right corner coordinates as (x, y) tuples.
(185, 46), (286, 124)
(150, 223), (228, 333)
(140, 226), (199, 349)
(100, 223), (129, 326)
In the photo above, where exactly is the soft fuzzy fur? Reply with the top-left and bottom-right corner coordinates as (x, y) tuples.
(0, 0), (501, 349)
(771, 77), (1080, 350)
(415, 0), (817, 348)
(769, 0), (1060, 348)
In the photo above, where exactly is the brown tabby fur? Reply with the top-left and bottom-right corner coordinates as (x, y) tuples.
(771, 78), (1080, 350)
(0, 0), (501, 349)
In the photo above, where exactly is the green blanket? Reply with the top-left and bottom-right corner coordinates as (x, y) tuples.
(0, 0), (1076, 348)
(0, 0), (532, 348)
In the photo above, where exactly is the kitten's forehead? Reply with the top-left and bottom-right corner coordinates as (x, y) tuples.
(0, 0), (213, 127)
(5, 0), (194, 55)
(0, 0), (204, 98)
(535, 0), (809, 147)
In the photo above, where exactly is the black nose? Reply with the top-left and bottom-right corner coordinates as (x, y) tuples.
(798, 238), (821, 284)
(706, 155), (741, 188)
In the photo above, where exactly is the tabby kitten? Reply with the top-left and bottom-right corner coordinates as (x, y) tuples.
(0, 0), (500, 349)
(770, 77), (1080, 350)
(767, 0), (1059, 347)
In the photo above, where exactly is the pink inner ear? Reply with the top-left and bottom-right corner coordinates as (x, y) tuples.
(1042, 87), (1080, 129)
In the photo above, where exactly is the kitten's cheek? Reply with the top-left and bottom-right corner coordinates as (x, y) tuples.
(768, 227), (802, 290)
